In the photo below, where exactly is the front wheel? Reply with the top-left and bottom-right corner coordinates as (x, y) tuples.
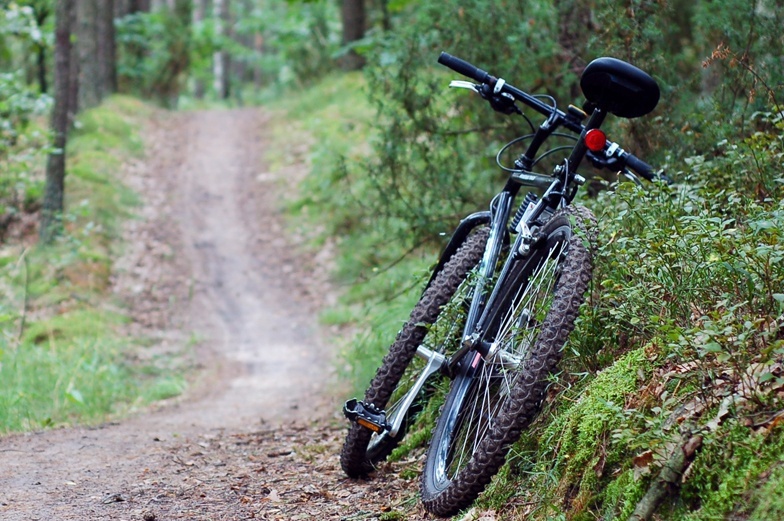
(340, 227), (489, 478)
(421, 206), (594, 517)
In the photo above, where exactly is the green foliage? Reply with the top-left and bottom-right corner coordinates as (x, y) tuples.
(0, 70), (49, 240)
(0, 2), (50, 78)
(336, 1), (569, 264)
(251, 0), (341, 89)
(677, 422), (784, 520)
(116, 6), (191, 107)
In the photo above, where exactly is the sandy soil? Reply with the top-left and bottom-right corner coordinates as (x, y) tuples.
(0, 109), (425, 520)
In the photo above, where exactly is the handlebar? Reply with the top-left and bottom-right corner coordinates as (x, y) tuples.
(622, 152), (655, 181)
(438, 53), (495, 84)
(439, 52), (582, 132)
(438, 51), (668, 183)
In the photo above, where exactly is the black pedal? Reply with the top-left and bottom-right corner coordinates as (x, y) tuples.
(343, 399), (390, 433)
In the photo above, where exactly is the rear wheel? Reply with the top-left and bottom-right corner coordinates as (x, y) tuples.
(340, 228), (489, 477)
(421, 207), (594, 517)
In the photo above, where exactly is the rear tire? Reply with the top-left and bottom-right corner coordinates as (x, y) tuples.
(421, 207), (594, 517)
(340, 228), (489, 477)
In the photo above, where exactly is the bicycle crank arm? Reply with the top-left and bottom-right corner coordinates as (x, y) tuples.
(386, 347), (446, 437)
(344, 349), (446, 436)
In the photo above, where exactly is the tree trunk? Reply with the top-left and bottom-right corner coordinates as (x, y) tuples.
(253, 32), (263, 89)
(340, 0), (365, 70)
(34, 6), (50, 93)
(213, 0), (230, 99)
(158, 0), (192, 107)
(98, 0), (118, 97)
(67, 2), (79, 126)
(41, 0), (76, 243)
(193, 0), (209, 99)
(130, 0), (151, 11)
(77, 0), (101, 110)
(36, 45), (48, 94)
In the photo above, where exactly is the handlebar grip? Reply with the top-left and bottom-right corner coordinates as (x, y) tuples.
(624, 153), (656, 182)
(438, 52), (494, 84)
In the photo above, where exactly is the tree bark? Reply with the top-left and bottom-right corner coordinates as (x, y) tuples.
(340, 0), (365, 70)
(98, 0), (118, 97)
(628, 435), (703, 521)
(130, 0), (151, 11)
(213, 0), (230, 99)
(67, 2), (79, 126)
(77, 0), (101, 110)
(193, 0), (209, 99)
(33, 5), (50, 93)
(41, 0), (76, 243)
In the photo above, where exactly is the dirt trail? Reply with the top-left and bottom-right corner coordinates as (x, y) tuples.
(0, 109), (422, 520)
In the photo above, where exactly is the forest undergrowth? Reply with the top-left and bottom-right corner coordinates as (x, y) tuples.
(280, 2), (784, 519)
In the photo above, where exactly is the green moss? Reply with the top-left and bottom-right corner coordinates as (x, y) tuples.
(602, 469), (647, 520)
(679, 422), (784, 520)
(493, 347), (653, 520)
(749, 462), (784, 521)
(544, 347), (647, 479)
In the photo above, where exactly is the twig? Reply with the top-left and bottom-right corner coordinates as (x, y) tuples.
(628, 434), (703, 521)
(16, 247), (30, 342)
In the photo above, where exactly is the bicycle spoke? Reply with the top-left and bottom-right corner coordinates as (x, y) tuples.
(441, 240), (569, 481)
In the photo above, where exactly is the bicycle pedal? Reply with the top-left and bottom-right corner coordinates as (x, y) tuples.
(343, 399), (390, 433)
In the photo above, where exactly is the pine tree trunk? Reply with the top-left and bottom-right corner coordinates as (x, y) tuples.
(340, 0), (365, 70)
(98, 0), (117, 97)
(77, 0), (101, 110)
(213, 0), (229, 99)
(193, 0), (209, 99)
(67, 2), (79, 126)
(41, 0), (76, 243)
(130, 0), (151, 11)
(34, 6), (50, 93)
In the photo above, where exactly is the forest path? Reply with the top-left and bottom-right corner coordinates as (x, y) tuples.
(0, 109), (421, 520)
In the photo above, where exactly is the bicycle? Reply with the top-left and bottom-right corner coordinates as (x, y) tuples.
(340, 51), (667, 517)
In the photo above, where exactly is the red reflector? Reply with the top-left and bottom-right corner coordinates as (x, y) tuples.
(585, 129), (606, 152)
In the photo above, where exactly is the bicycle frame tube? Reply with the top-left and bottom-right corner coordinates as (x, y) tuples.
(441, 191), (514, 372)
(474, 178), (563, 340)
(461, 192), (513, 341)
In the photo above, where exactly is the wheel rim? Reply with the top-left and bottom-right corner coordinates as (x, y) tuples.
(432, 227), (570, 485)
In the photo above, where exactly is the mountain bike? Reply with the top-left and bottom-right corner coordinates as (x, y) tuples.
(340, 52), (667, 517)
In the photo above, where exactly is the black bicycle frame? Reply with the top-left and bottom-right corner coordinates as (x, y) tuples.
(444, 104), (600, 372)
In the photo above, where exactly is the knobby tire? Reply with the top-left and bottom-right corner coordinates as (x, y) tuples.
(421, 206), (595, 517)
(340, 227), (490, 478)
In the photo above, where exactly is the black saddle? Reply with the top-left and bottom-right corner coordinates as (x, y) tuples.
(580, 57), (660, 119)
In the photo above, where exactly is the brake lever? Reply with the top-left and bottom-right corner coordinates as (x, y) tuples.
(621, 169), (643, 187)
(449, 80), (480, 93)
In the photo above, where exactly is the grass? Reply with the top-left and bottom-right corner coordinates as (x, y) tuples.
(0, 95), (185, 434)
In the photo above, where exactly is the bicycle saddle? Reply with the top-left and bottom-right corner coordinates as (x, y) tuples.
(580, 57), (660, 119)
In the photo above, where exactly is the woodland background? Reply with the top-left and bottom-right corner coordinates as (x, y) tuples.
(1, 1), (783, 520)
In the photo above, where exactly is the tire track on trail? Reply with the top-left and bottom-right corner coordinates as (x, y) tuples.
(0, 109), (425, 520)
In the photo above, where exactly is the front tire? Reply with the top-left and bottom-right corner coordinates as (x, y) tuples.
(340, 228), (489, 478)
(421, 207), (594, 517)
